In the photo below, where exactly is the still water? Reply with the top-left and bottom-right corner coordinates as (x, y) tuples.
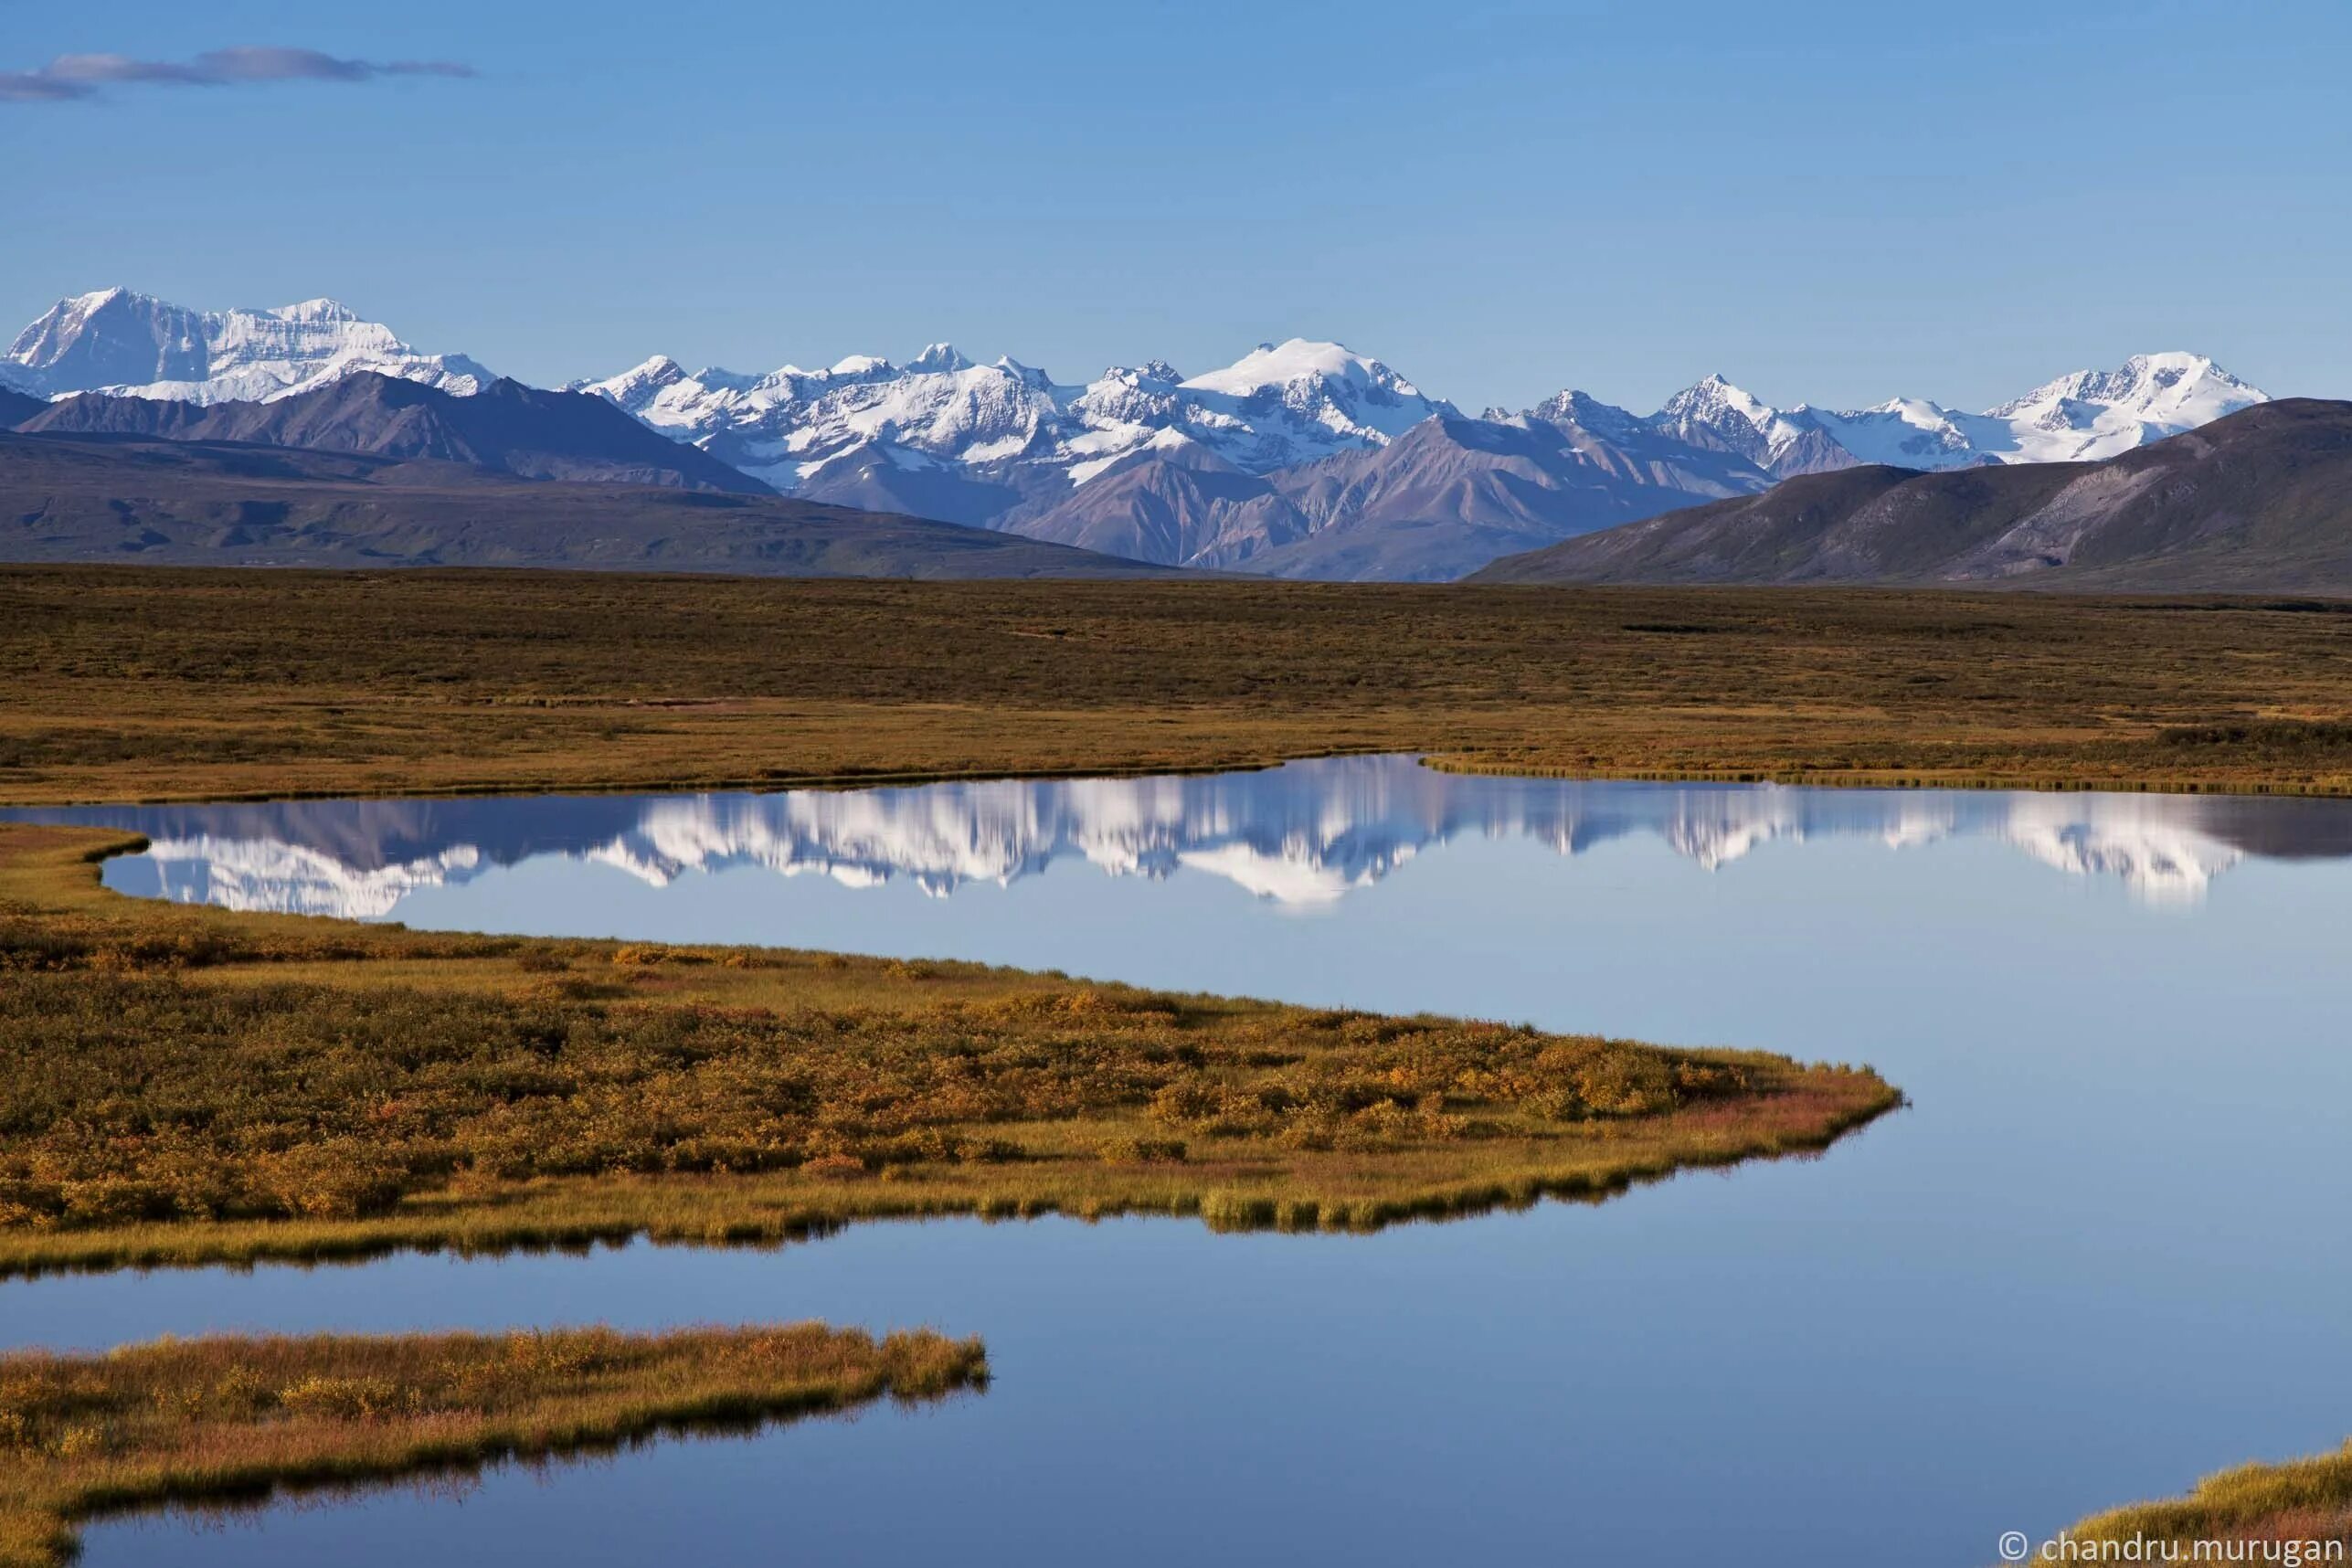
(7, 757), (2351, 1566)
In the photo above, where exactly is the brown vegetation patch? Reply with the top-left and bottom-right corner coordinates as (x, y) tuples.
(5, 570), (2352, 804)
(0, 1322), (983, 1568)
(0, 825), (1896, 1274)
(2043, 1440), (2352, 1564)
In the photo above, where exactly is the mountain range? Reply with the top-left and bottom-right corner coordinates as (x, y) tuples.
(0, 288), (489, 404)
(0, 288), (2288, 582)
(1468, 399), (2352, 593)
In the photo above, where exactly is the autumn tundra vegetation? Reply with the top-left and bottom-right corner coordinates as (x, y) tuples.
(2040, 1441), (2352, 1563)
(0, 1322), (985, 1567)
(8, 568), (2352, 806)
(0, 823), (1895, 1275)
(12, 566), (2352, 1551)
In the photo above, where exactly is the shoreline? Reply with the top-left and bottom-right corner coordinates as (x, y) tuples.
(0, 823), (1899, 1277)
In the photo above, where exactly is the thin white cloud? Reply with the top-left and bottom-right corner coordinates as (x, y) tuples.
(1, 46), (474, 103)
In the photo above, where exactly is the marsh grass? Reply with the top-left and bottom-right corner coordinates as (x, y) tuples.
(0, 1322), (984, 1567)
(2049, 1441), (2352, 1562)
(0, 825), (1897, 1275)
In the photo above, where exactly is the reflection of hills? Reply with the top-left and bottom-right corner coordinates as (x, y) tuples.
(12, 756), (2347, 919)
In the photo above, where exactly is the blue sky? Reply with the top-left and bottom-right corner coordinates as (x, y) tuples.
(3, 0), (2347, 414)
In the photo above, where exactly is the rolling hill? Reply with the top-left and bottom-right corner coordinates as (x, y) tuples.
(16, 372), (770, 494)
(0, 431), (1170, 578)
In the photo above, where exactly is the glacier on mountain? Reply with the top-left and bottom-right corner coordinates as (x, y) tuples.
(1665, 352), (2269, 478)
(3, 288), (492, 405)
(567, 336), (1461, 500)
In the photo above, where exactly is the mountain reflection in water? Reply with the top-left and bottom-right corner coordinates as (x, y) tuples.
(14, 756), (2352, 921)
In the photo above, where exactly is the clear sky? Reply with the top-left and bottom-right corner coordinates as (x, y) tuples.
(3, 0), (2347, 415)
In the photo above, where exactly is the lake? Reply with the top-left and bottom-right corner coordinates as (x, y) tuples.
(6, 756), (2349, 1566)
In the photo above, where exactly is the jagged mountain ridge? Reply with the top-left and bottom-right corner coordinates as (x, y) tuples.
(2, 289), (491, 405)
(566, 336), (2270, 577)
(1467, 399), (2352, 592)
(2, 288), (2277, 579)
(567, 336), (1458, 508)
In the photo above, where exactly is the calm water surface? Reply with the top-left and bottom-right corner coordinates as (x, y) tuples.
(7, 758), (2351, 1566)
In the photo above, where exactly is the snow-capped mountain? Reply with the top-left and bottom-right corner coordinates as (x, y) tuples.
(0, 286), (2284, 579)
(564, 333), (2266, 576)
(2, 288), (493, 405)
(567, 337), (1457, 507)
(1637, 353), (2269, 479)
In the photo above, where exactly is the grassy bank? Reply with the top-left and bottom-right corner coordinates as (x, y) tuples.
(0, 1321), (984, 1567)
(2044, 1442), (2352, 1563)
(0, 824), (1896, 1275)
(5, 568), (2352, 804)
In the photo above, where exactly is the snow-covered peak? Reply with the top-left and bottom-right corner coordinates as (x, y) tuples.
(1182, 338), (1419, 398)
(1527, 388), (1646, 440)
(909, 342), (971, 374)
(268, 298), (364, 324)
(1648, 374), (1823, 470)
(1973, 352), (2267, 464)
(1622, 353), (2268, 475)
(4, 288), (492, 404)
(1987, 352), (2260, 419)
(1800, 396), (1980, 469)
(565, 354), (692, 408)
(1656, 372), (1776, 431)
(1169, 338), (1456, 467)
(573, 334), (1454, 493)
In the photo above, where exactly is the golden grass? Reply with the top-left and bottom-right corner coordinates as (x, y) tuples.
(2045, 1442), (2352, 1563)
(5, 569), (2352, 805)
(0, 824), (1896, 1276)
(0, 1321), (984, 1567)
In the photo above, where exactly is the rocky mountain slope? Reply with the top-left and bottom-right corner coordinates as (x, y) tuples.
(1467, 399), (2352, 592)
(0, 431), (1169, 578)
(1004, 409), (1779, 581)
(16, 372), (769, 493)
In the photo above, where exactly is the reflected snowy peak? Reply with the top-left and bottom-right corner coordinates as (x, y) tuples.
(12, 757), (2338, 922)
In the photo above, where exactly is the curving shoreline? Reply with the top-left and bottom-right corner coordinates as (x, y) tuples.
(0, 823), (1897, 1277)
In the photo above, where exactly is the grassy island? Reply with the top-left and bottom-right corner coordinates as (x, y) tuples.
(2040, 1441), (2352, 1563)
(4, 569), (2352, 805)
(0, 824), (1897, 1275)
(0, 1321), (984, 1567)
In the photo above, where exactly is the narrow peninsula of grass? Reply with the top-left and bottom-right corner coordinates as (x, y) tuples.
(0, 825), (1896, 1275)
(0, 1321), (984, 1567)
(2042, 1441), (2352, 1563)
